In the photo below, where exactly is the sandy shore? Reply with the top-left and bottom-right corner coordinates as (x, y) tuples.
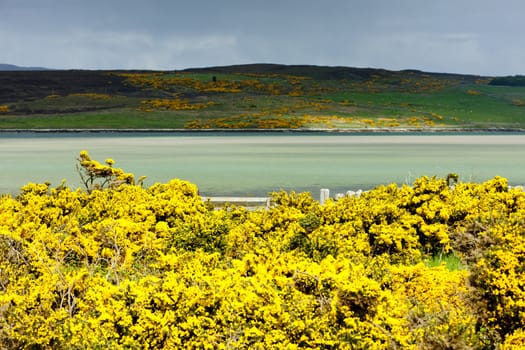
(1, 127), (525, 134)
(0, 129), (525, 151)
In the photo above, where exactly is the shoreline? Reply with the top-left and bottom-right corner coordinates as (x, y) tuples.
(1, 127), (525, 134)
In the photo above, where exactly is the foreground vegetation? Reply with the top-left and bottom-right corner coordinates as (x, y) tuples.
(1, 152), (525, 348)
(1, 65), (525, 130)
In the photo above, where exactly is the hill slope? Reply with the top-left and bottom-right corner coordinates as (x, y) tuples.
(0, 64), (523, 130)
(184, 63), (484, 81)
(0, 63), (49, 71)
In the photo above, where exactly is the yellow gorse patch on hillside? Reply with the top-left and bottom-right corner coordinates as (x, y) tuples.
(139, 98), (214, 112)
(69, 93), (112, 100)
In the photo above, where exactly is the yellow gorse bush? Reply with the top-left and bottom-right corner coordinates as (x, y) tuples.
(1, 152), (525, 348)
(139, 98), (215, 112)
(77, 150), (145, 192)
(69, 93), (112, 100)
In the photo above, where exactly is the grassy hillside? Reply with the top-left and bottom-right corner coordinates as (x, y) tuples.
(1, 64), (525, 130)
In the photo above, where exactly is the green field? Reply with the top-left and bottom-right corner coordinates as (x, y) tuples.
(1, 64), (525, 130)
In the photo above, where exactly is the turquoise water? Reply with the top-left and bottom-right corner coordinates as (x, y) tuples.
(1, 132), (525, 197)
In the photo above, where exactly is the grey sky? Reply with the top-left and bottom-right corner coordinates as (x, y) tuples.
(0, 0), (523, 75)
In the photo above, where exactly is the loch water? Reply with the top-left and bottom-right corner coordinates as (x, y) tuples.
(1, 132), (525, 198)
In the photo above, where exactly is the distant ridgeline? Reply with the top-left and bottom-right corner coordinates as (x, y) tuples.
(489, 75), (525, 86)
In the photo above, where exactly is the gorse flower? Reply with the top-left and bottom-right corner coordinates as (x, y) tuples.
(77, 151), (141, 192)
(0, 154), (523, 348)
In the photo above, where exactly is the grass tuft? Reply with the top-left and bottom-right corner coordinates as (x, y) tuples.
(425, 253), (465, 271)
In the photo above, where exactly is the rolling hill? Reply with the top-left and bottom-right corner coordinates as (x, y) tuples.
(0, 64), (523, 130)
(0, 63), (49, 71)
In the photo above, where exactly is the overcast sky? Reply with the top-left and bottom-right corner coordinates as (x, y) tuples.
(0, 0), (523, 75)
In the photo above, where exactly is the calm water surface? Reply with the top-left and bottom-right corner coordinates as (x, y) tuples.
(1, 132), (525, 197)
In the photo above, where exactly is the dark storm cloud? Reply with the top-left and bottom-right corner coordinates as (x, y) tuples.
(1, 0), (524, 75)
